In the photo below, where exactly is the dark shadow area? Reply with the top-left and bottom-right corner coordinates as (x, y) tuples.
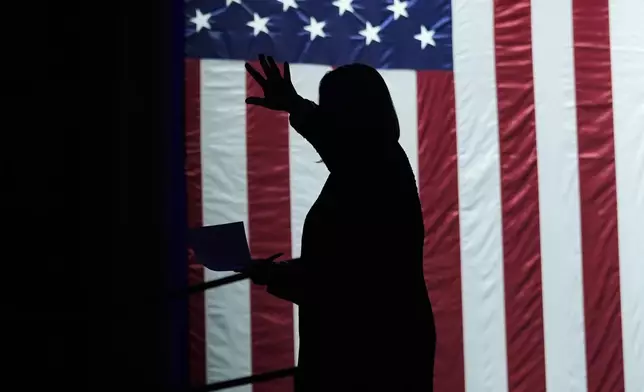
(1, 0), (186, 390)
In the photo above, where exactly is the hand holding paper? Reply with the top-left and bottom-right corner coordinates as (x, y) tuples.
(240, 253), (284, 285)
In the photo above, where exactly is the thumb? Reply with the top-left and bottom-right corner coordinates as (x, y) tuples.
(267, 252), (284, 261)
(245, 97), (267, 106)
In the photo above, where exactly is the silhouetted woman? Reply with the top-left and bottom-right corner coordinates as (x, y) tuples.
(243, 54), (436, 392)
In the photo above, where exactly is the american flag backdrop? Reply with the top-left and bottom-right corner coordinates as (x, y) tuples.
(183, 0), (644, 391)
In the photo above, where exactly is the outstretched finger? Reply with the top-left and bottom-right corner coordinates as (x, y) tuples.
(258, 54), (272, 80)
(245, 97), (267, 107)
(266, 56), (282, 79)
(245, 63), (266, 87)
(283, 61), (291, 82)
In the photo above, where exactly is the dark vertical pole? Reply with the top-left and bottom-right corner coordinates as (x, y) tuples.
(163, 0), (189, 388)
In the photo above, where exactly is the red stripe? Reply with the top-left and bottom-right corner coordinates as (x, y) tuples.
(185, 58), (206, 387)
(417, 71), (464, 392)
(493, 1), (546, 391)
(246, 61), (295, 392)
(571, 1), (625, 390)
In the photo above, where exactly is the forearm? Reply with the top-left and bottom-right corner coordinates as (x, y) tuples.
(266, 258), (307, 305)
(288, 99), (353, 173)
(287, 97), (318, 137)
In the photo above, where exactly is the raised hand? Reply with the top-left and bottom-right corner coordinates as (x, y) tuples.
(245, 54), (300, 112)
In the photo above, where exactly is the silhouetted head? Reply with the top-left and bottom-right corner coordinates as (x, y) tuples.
(318, 64), (400, 146)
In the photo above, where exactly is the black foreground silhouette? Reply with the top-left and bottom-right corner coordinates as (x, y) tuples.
(242, 54), (436, 392)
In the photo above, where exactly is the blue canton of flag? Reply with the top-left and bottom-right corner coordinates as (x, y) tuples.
(185, 0), (453, 70)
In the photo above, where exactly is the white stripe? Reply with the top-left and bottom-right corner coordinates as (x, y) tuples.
(531, 0), (589, 390)
(452, 1), (509, 391)
(201, 59), (252, 390)
(288, 64), (332, 363)
(380, 69), (420, 183)
(609, 1), (644, 390)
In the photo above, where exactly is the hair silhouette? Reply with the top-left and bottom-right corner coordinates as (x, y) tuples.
(317, 63), (401, 146)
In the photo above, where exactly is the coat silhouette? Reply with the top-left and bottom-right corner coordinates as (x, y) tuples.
(245, 57), (436, 392)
